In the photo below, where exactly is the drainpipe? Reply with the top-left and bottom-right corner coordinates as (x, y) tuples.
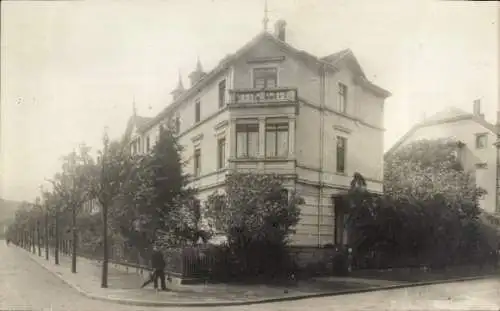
(317, 64), (326, 247)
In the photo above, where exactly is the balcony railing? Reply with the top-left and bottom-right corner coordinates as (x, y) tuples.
(229, 87), (297, 105)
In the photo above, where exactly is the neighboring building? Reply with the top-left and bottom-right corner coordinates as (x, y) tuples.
(124, 20), (390, 247)
(386, 101), (499, 214)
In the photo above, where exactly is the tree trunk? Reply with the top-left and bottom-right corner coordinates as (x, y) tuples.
(37, 221), (41, 256)
(32, 226), (36, 254)
(55, 212), (60, 265)
(101, 202), (109, 288)
(45, 211), (49, 260)
(72, 205), (77, 273)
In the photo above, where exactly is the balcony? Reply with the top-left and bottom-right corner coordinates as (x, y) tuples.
(229, 87), (297, 105)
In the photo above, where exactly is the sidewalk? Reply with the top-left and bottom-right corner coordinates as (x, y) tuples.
(19, 246), (498, 307)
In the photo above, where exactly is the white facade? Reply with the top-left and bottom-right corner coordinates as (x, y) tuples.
(125, 26), (389, 246)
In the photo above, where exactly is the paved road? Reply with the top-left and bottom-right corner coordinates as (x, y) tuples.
(1, 242), (499, 311)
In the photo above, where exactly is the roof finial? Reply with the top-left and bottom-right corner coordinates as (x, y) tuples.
(132, 95), (137, 117)
(176, 69), (185, 90)
(262, 0), (269, 32)
(195, 56), (203, 72)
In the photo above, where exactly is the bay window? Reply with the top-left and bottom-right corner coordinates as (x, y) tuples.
(265, 122), (289, 157)
(236, 123), (259, 158)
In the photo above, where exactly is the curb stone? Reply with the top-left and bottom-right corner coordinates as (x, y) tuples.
(20, 246), (499, 307)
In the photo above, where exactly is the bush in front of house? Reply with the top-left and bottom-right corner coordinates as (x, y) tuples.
(204, 173), (303, 281)
(343, 138), (496, 270)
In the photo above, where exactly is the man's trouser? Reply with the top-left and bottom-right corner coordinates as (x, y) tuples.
(153, 269), (166, 290)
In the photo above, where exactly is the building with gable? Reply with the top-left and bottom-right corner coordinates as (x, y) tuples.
(386, 101), (499, 214)
(124, 20), (390, 247)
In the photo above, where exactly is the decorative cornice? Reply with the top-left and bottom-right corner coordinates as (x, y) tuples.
(213, 119), (229, 131)
(247, 56), (286, 64)
(333, 125), (352, 134)
(191, 133), (204, 143)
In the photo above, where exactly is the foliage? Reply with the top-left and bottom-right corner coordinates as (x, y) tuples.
(110, 128), (201, 255)
(155, 196), (210, 248)
(345, 138), (495, 269)
(384, 138), (485, 219)
(49, 145), (95, 215)
(204, 173), (302, 278)
(88, 136), (133, 211)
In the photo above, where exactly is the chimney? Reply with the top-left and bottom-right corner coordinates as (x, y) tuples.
(274, 19), (287, 42)
(473, 99), (484, 118)
(171, 73), (185, 101)
(188, 58), (206, 87)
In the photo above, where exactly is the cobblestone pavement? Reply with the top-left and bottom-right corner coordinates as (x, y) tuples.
(1, 242), (499, 311)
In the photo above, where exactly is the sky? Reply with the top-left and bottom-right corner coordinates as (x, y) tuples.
(1, 0), (498, 202)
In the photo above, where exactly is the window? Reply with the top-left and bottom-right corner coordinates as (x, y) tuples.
(476, 134), (487, 149)
(338, 83), (348, 113)
(146, 136), (150, 152)
(253, 67), (277, 89)
(236, 123), (259, 158)
(218, 80), (226, 108)
(217, 137), (226, 169)
(194, 148), (201, 177)
(265, 122), (289, 157)
(336, 136), (347, 173)
(137, 138), (141, 153)
(195, 100), (201, 123)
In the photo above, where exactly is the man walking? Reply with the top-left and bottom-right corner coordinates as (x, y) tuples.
(141, 245), (167, 291)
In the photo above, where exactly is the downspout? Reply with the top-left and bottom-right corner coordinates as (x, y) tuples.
(317, 64), (326, 247)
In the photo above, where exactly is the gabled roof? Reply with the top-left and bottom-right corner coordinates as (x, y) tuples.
(386, 106), (497, 156)
(138, 31), (391, 134)
(123, 115), (153, 141)
(321, 49), (366, 78)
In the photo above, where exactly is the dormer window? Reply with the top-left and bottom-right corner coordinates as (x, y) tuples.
(253, 67), (277, 89)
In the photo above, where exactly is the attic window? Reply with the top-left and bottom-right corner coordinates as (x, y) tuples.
(253, 68), (277, 89)
(475, 133), (487, 149)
